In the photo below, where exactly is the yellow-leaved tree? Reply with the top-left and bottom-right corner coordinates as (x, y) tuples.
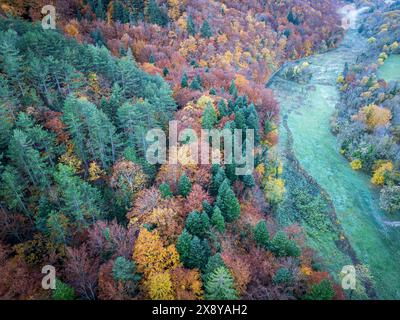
(133, 228), (181, 300)
(147, 271), (175, 300)
(353, 104), (392, 131)
(371, 161), (393, 186)
(133, 228), (180, 278)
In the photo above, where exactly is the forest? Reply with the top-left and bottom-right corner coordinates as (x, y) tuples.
(1, 0), (398, 301)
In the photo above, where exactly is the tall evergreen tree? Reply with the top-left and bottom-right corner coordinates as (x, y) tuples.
(181, 73), (189, 88)
(215, 179), (240, 222)
(8, 129), (50, 189)
(253, 220), (269, 248)
(0, 165), (28, 215)
(185, 211), (210, 238)
(211, 206), (225, 233)
(205, 267), (238, 300)
(118, 99), (160, 158)
(189, 74), (202, 91)
(202, 103), (218, 130)
(200, 20), (213, 38)
(146, 0), (169, 26)
(187, 15), (196, 36)
(54, 164), (104, 228)
(176, 229), (193, 265)
(217, 99), (229, 118)
(63, 96), (119, 170)
(187, 236), (210, 269)
(178, 174), (192, 197)
(210, 166), (226, 196)
(0, 30), (25, 98)
(229, 80), (238, 97)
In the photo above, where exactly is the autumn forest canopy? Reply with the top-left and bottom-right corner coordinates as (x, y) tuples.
(0, 0), (399, 301)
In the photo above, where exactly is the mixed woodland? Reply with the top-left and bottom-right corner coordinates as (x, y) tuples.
(0, 0), (357, 300)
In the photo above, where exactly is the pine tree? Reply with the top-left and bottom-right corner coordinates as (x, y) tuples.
(229, 80), (238, 97)
(113, 256), (141, 284)
(52, 280), (75, 300)
(242, 174), (256, 189)
(95, 0), (106, 20)
(200, 20), (212, 38)
(117, 100), (158, 158)
(185, 211), (210, 238)
(132, 0), (145, 21)
(202, 102), (218, 130)
(187, 15), (196, 36)
(159, 183), (173, 198)
(203, 253), (225, 278)
(0, 104), (13, 151)
(8, 129), (50, 189)
(163, 67), (169, 77)
(205, 267), (238, 300)
(63, 97), (119, 170)
(305, 280), (335, 300)
(253, 220), (269, 248)
(46, 211), (69, 244)
(211, 206), (225, 233)
(146, 0), (169, 26)
(189, 74), (202, 91)
(210, 166), (226, 196)
(0, 165), (28, 215)
(217, 99), (229, 118)
(0, 30), (25, 98)
(176, 229), (193, 265)
(273, 268), (293, 286)
(181, 73), (189, 88)
(54, 164), (104, 228)
(187, 236), (210, 269)
(245, 104), (260, 144)
(178, 174), (192, 197)
(270, 231), (301, 258)
(234, 108), (246, 130)
(215, 179), (240, 222)
(149, 54), (155, 64)
(202, 200), (213, 217)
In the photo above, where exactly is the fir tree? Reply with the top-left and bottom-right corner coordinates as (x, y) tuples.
(215, 179), (241, 222)
(181, 73), (189, 88)
(163, 67), (169, 77)
(202, 102), (218, 130)
(178, 174), (192, 197)
(187, 236), (210, 269)
(253, 220), (269, 248)
(229, 80), (238, 97)
(187, 15), (196, 36)
(0, 165), (28, 215)
(159, 183), (173, 198)
(205, 267), (238, 300)
(52, 280), (75, 300)
(176, 229), (193, 265)
(210, 166), (226, 196)
(270, 231), (301, 258)
(146, 0), (169, 26)
(200, 20), (212, 38)
(217, 99), (229, 118)
(189, 74), (202, 91)
(186, 211), (210, 238)
(211, 206), (225, 233)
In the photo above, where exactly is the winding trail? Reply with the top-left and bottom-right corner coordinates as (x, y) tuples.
(268, 13), (400, 299)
